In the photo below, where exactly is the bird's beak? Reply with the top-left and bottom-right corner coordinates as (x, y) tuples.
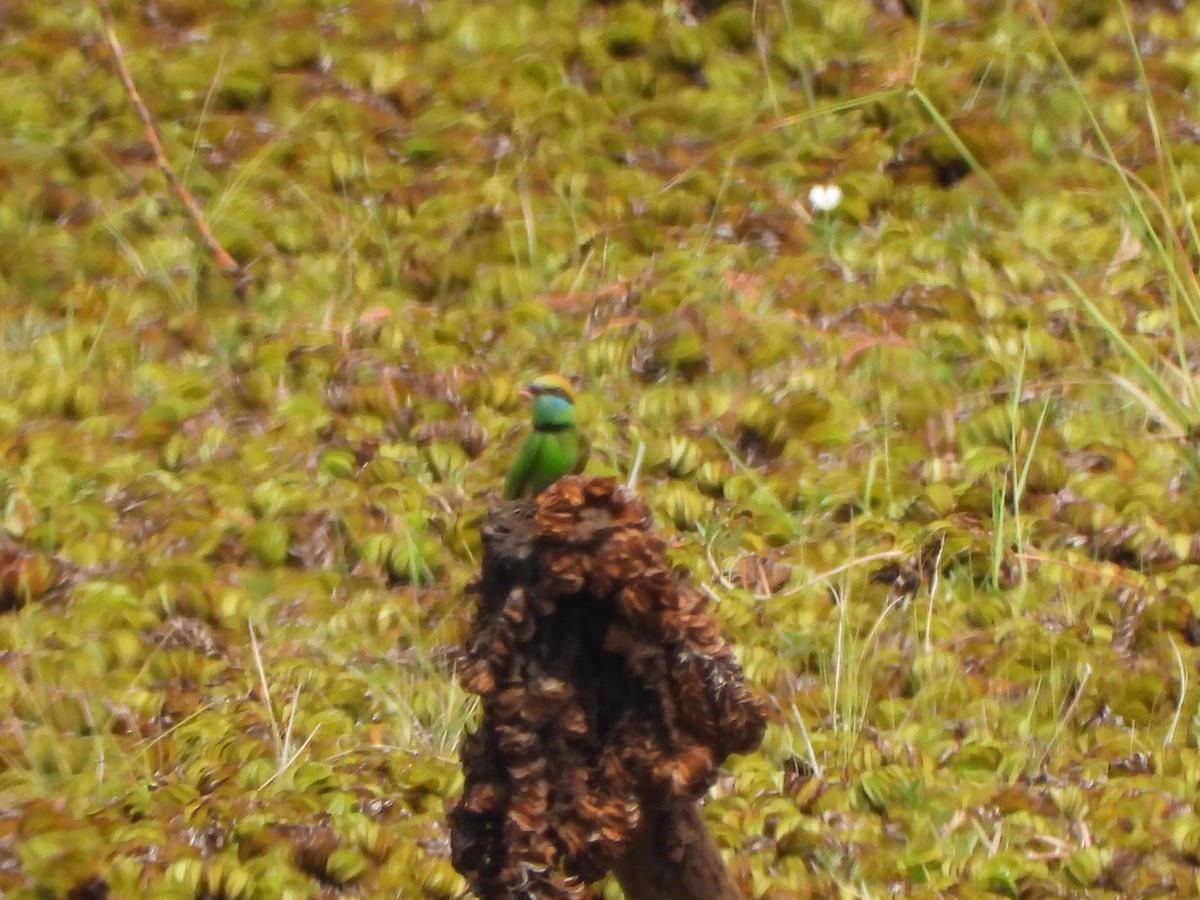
(519, 386), (533, 399)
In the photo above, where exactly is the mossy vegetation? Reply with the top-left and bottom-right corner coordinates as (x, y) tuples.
(4, 0), (1200, 896)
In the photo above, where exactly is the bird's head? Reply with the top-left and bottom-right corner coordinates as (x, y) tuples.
(523, 374), (576, 428)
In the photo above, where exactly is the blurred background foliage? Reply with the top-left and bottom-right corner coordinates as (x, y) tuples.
(5, 0), (1200, 896)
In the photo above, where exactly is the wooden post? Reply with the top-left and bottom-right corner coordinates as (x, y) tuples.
(613, 799), (746, 900)
(450, 477), (766, 900)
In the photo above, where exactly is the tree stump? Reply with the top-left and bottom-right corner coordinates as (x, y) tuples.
(449, 477), (768, 900)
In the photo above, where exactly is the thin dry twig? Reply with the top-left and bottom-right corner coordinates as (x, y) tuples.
(98, 0), (250, 297)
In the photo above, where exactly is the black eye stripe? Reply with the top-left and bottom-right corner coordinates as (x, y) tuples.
(529, 385), (574, 402)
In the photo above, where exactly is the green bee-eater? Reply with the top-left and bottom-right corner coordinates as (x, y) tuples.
(503, 374), (589, 500)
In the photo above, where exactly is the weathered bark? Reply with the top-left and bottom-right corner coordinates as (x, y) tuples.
(613, 798), (745, 900)
(449, 477), (765, 900)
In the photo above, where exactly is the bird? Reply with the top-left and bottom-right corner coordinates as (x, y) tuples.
(503, 374), (589, 500)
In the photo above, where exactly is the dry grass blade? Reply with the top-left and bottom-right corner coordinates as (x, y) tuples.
(97, 0), (249, 296)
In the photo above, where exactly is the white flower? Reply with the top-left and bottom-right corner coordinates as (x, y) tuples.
(808, 183), (843, 213)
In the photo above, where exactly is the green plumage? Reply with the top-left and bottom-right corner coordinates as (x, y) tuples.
(503, 428), (586, 500)
(503, 375), (589, 500)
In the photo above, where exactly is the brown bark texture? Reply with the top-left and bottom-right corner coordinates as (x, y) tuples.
(449, 476), (767, 900)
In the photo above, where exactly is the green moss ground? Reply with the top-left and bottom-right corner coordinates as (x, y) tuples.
(5, 0), (1200, 896)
